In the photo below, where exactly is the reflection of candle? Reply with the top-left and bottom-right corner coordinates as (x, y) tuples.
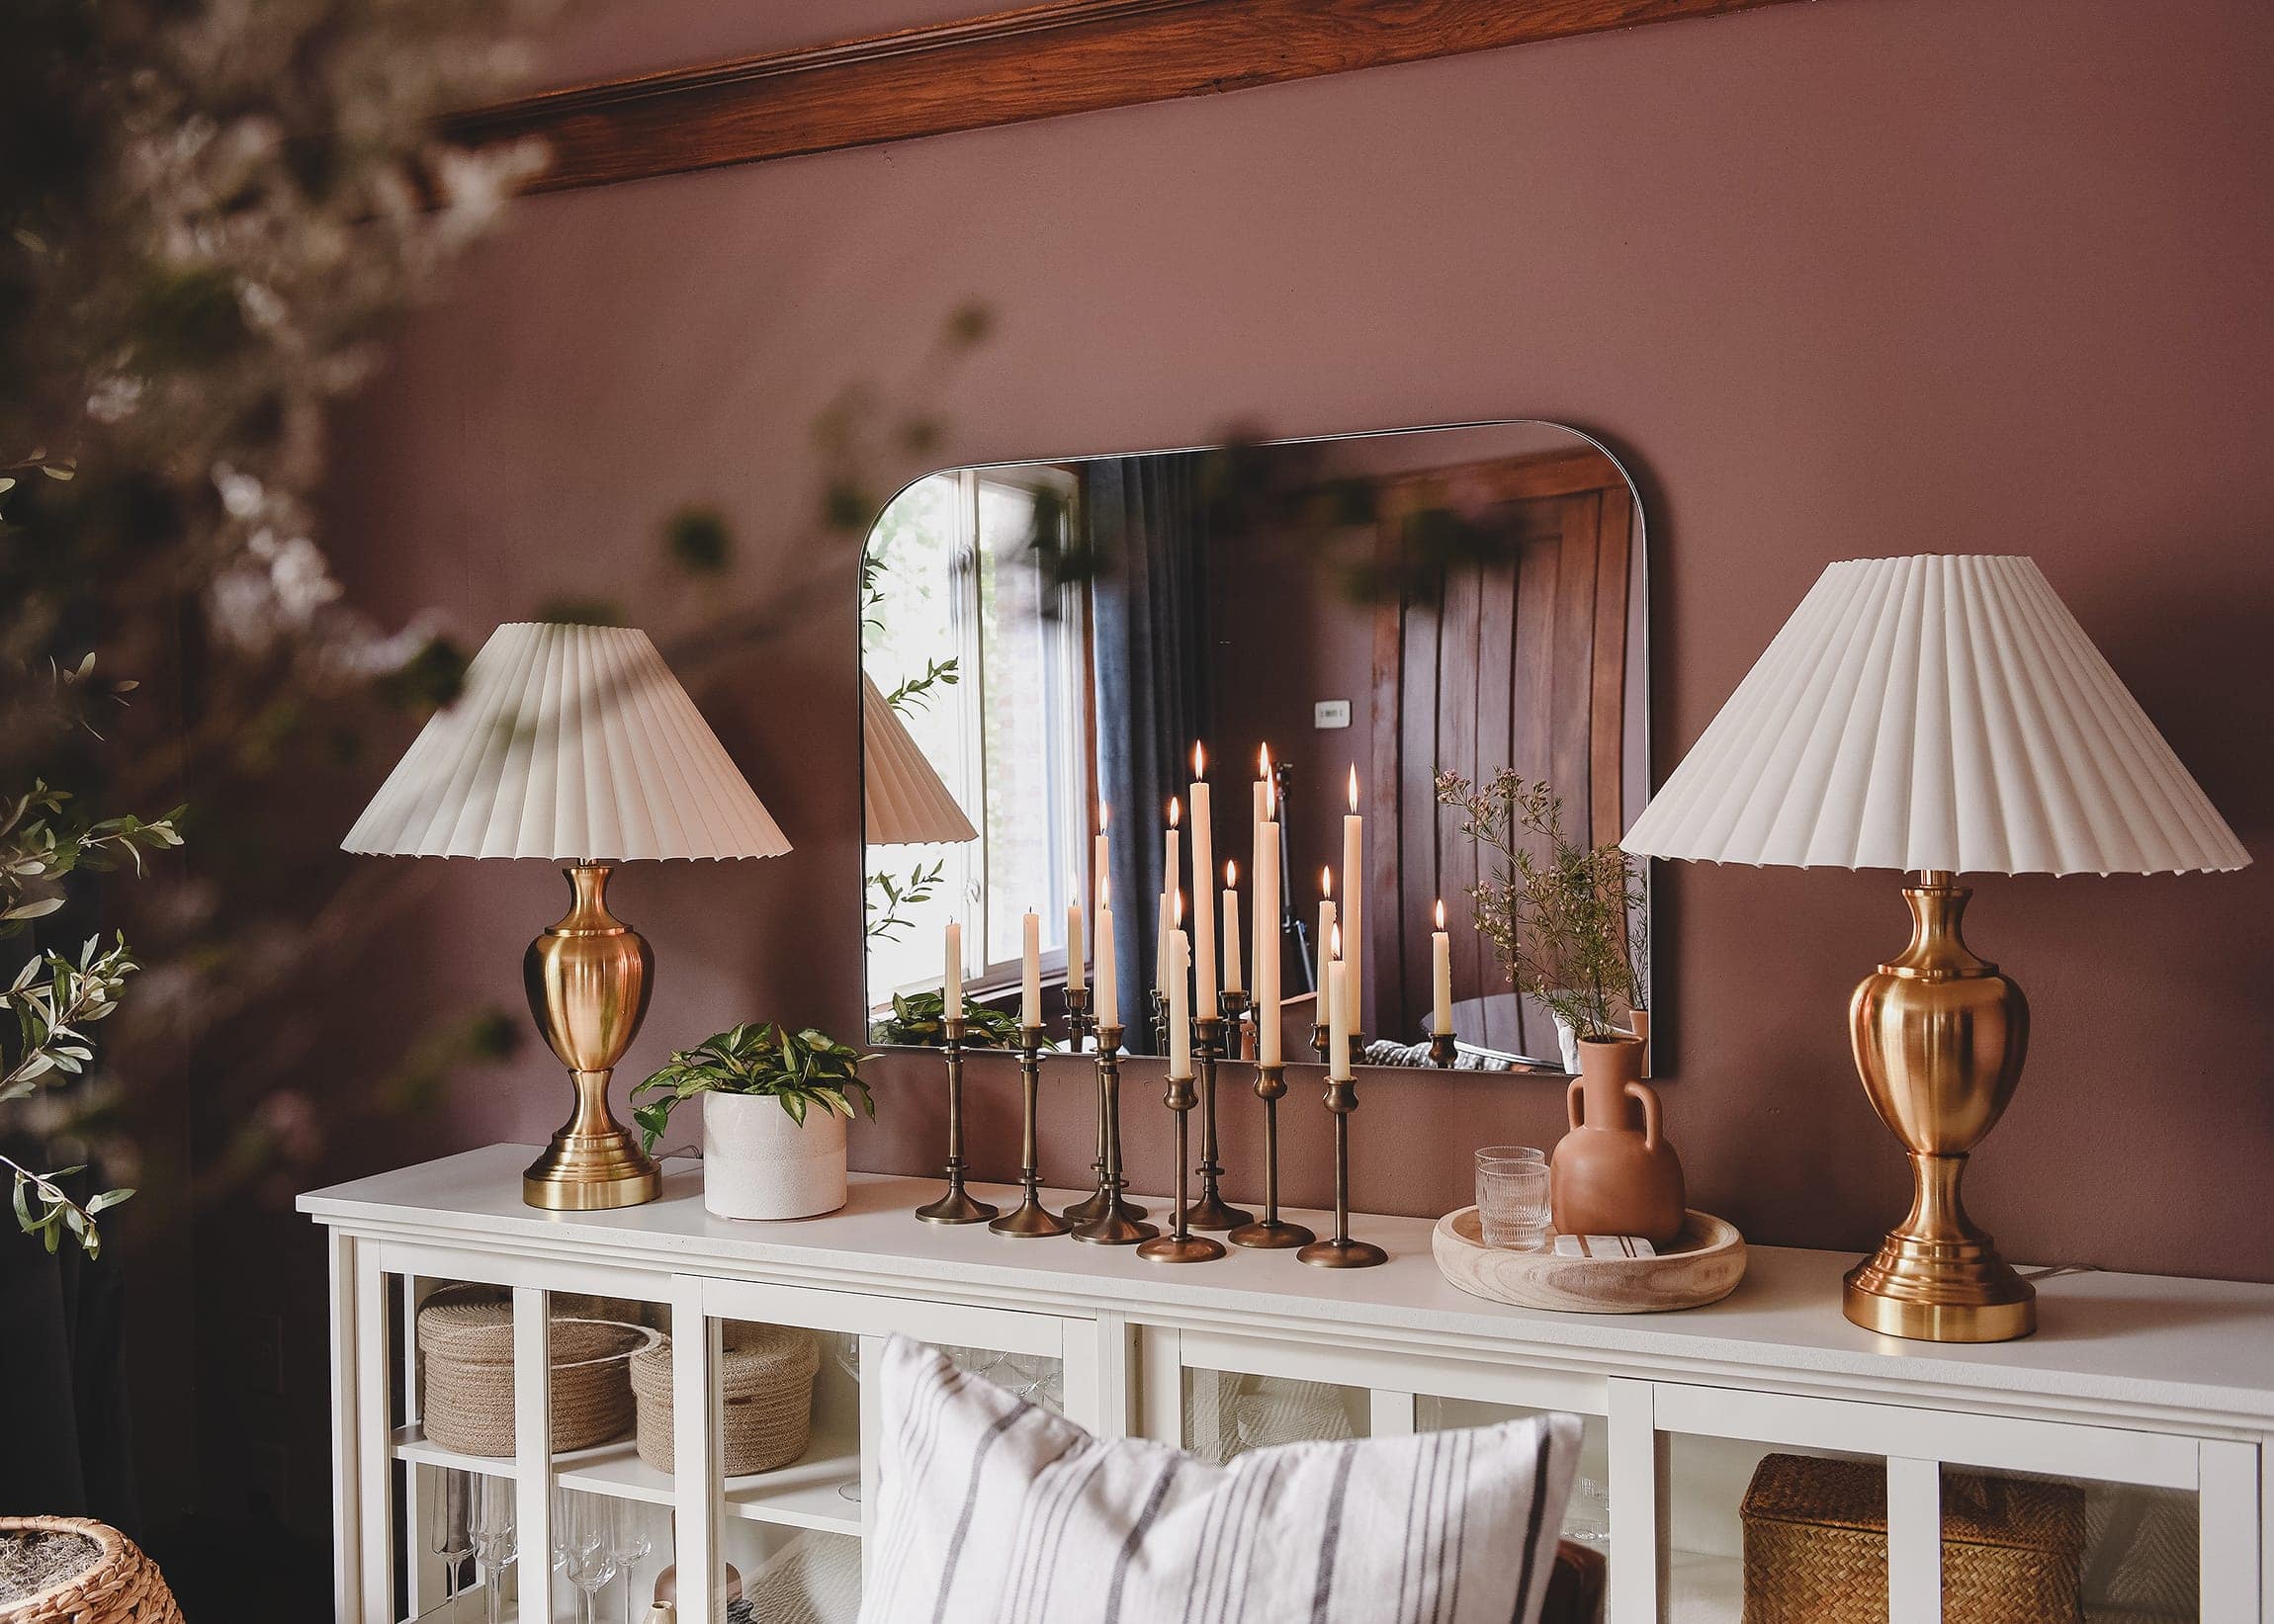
(1094, 803), (1111, 920)
(1316, 868), (1337, 995)
(1066, 894), (1085, 993)
(1020, 909), (1042, 1029)
(1189, 744), (1215, 1004)
(1327, 924), (1351, 1080)
(1095, 876), (1117, 1028)
(1167, 929), (1192, 1078)
(1160, 797), (1181, 989)
(944, 920), (963, 1018)
(1255, 759), (1281, 1065)
(1432, 898), (1452, 1038)
(1343, 766), (1364, 1032)
(1220, 861), (1242, 996)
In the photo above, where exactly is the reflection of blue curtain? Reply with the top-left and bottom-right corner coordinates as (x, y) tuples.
(1090, 456), (1209, 1054)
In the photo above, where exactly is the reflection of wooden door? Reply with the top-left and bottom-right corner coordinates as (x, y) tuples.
(1367, 448), (1636, 1061)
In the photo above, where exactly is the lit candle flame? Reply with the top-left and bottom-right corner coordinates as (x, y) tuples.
(1100, 871), (1111, 908)
(1331, 921), (1343, 960)
(1098, 801), (1111, 832)
(1321, 866), (1334, 899)
(1347, 764), (1360, 812)
(1435, 897), (1446, 930)
(1174, 890), (1184, 927)
(1258, 742), (1271, 780)
(1192, 740), (1206, 778)
(1169, 795), (1181, 828)
(1225, 859), (1238, 888)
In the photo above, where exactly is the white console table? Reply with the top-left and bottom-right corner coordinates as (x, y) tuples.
(304, 1145), (2273, 1623)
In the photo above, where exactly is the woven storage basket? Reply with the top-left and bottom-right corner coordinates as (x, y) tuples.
(0, 1517), (184, 1624)
(632, 1322), (818, 1476)
(1741, 1452), (2084, 1623)
(418, 1287), (655, 1457)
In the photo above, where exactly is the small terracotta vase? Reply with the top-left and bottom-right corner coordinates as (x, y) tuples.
(1550, 1034), (1686, 1246)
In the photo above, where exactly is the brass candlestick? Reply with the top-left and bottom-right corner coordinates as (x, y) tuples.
(1181, 1005), (1253, 1232)
(1071, 1025), (1156, 1245)
(1063, 1012), (1146, 1227)
(991, 1027), (1071, 1238)
(1138, 1065), (1224, 1264)
(1429, 1030), (1458, 1068)
(915, 1020), (999, 1226)
(1064, 984), (1094, 1055)
(1227, 1059), (1313, 1249)
(1311, 1021), (1331, 1064)
(1298, 1070), (1386, 1269)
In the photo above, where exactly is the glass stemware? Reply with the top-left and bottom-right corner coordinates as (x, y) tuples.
(554, 1490), (622, 1624)
(469, 1474), (516, 1624)
(608, 1507), (655, 1624)
(425, 1468), (474, 1597)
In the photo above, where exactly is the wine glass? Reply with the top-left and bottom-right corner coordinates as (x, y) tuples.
(425, 1468), (474, 1597)
(554, 1491), (622, 1624)
(608, 1506), (655, 1623)
(469, 1474), (516, 1624)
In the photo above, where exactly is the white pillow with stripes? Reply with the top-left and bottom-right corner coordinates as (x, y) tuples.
(859, 1335), (1581, 1624)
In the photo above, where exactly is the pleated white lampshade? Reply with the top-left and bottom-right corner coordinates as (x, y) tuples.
(343, 622), (791, 861)
(1621, 556), (2248, 876)
(861, 672), (977, 846)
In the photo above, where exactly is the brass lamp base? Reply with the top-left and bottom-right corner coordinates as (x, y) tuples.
(1842, 872), (2034, 1343)
(521, 864), (662, 1212)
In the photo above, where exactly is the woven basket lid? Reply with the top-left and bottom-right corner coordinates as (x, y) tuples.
(417, 1297), (646, 1369)
(1741, 1453), (2083, 1554)
(630, 1323), (818, 1401)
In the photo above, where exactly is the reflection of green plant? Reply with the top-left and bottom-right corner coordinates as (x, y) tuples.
(1435, 770), (1646, 1042)
(883, 657), (958, 714)
(866, 860), (945, 942)
(630, 1023), (872, 1153)
(870, 990), (1025, 1049)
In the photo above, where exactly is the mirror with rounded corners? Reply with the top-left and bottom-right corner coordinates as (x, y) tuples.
(859, 419), (1650, 1074)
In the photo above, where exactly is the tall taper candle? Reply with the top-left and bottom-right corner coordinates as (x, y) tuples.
(1221, 861), (1242, 996)
(1189, 744), (1215, 1002)
(1095, 890), (1118, 1028)
(944, 919), (963, 1014)
(1067, 896), (1086, 992)
(1094, 803), (1111, 922)
(1432, 898), (1452, 1036)
(1159, 797), (1181, 989)
(1167, 929), (1192, 1079)
(1021, 908), (1043, 1028)
(1343, 766), (1364, 1033)
(1327, 926), (1352, 1081)
(1255, 778), (1281, 1066)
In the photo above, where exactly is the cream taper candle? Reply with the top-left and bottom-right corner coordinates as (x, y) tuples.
(944, 920), (963, 1017)
(1167, 928), (1192, 1079)
(1342, 765), (1363, 1033)
(1432, 898), (1452, 1037)
(1020, 908), (1042, 1029)
(1221, 861), (1242, 996)
(1067, 896), (1085, 993)
(1189, 744), (1215, 1003)
(1327, 926), (1351, 1081)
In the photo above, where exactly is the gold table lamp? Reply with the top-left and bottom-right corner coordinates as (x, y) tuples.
(345, 622), (791, 1210)
(1621, 556), (2247, 1342)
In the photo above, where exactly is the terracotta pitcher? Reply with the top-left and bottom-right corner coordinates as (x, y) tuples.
(1550, 1034), (1686, 1246)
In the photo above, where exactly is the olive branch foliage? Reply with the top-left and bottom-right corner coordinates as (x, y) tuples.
(1435, 769), (1647, 1043)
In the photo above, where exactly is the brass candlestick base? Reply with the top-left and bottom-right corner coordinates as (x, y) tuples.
(1841, 872), (2034, 1342)
(916, 1022), (1000, 1226)
(1228, 1061), (1313, 1249)
(1072, 1026), (1156, 1245)
(1429, 1030), (1458, 1068)
(1063, 1003), (1145, 1226)
(1298, 1074), (1385, 1269)
(1064, 985), (1094, 1056)
(992, 1029), (1071, 1239)
(522, 864), (662, 1211)
(1181, 1010), (1253, 1232)
(1139, 1067), (1225, 1264)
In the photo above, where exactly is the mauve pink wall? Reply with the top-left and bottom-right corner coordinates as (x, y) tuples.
(326, 0), (2274, 1281)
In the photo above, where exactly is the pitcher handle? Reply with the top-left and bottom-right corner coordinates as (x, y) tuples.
(1566, 1075), (1585, 1131)
(1623, 1079), (1662, 1151)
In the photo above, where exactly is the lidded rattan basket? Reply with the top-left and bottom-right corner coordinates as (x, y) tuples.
(632, 1322), (819, 1476)
(0, 1517), (184, 1624)
(417, 1286), (655, 1457)
(1741, 1452), (2084, 1622)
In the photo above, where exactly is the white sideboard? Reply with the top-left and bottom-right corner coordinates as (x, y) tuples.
(302, 1145), (2273, 1624)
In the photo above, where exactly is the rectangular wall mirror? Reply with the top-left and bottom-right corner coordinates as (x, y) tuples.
(859, 419), (1651, 1073)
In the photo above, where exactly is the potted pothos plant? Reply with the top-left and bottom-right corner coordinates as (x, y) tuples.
(632, 1023), (873, 1221)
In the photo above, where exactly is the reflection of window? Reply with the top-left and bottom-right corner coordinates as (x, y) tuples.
(864, 468), (1089, 1002)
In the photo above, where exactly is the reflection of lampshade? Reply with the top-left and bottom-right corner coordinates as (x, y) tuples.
(345, 623), (791, 1212)
(861, 672), (976, 846)
(1623, 556), (2247, 1342)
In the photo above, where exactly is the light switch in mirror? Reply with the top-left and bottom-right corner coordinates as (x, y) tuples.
(859, 420), (1650, 1073)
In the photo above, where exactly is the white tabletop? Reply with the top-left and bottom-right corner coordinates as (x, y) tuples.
(303, 1145), (2274, 1431)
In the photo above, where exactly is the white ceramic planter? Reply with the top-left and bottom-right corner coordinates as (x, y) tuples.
(701, 1091), (847, 1220)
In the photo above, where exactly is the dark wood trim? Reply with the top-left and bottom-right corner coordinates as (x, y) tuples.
(452, 0), (1810, 196)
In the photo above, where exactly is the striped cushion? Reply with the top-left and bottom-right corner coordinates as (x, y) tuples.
(859, 1336), (1581, 1624)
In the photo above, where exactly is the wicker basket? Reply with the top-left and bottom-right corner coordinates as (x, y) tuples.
(632, 1322), (819, 1476)
(417, 1287), (655, 1457)
(1741, 1453), (2084, 1622)
(0, 1517), (185, 1624)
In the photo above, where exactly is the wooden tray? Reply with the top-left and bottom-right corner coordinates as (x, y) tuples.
(1433, 1207), (1746, 1314)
